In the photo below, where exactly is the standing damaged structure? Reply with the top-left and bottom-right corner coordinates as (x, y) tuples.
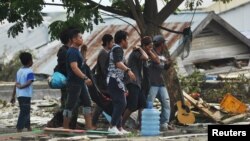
(175, 12), (250, 77)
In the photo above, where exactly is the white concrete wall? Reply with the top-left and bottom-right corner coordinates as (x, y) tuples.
(219, 3), (250, 38)
(0, 23), (49, 63)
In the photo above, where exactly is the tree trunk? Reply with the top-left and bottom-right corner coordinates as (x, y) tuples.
(163, 50), (183, 121)
(163, 63), (183, 121)
(140, 0), (183, 121)
(144, 23), (160, 36)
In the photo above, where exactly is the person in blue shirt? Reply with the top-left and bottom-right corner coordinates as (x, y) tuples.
(62, 29), (93, 129)
(11, 52), (35, 132)
(47, 27), (79, 129)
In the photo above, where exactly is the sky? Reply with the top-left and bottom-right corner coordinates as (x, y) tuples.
(42, 0), (215, 13)
(42, 0), (65, 12)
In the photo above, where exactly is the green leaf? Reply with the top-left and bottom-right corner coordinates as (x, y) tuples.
(7, 22), (24, 38)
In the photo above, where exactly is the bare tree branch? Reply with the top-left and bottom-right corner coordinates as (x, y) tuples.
(134, 0), (145, 30)
(126, 0), (145, 35)
(100, 12), (141, 36)
(144, 0), (158, 20)
(156, 0), (184, 25)
(85, 0), (132, 18)
(44, 2), (64, 6)
(134, 0), (143, 18)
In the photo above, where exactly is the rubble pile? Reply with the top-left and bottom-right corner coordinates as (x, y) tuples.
(0, 96), (59, 129)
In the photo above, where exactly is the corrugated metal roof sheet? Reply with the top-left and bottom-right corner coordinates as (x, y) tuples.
(84, 22), (190, 68)
(84, 12), (208, 68)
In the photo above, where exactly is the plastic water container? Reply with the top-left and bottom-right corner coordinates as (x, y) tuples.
(141, 102), (160, 136)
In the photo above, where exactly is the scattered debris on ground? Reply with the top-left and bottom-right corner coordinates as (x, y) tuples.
(0, 81), (249, 140)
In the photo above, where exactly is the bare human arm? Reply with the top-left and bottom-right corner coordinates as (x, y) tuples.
(144, 46), (160, 64)
(148, 50), (160, 64)
(133, 47), (149, 60)
(115, 62), (136, 81)
(16, 80), (33, 89)
(11, 80), (33, 104)
(10, 83), (16, 104)
(70, 62), (92, 85)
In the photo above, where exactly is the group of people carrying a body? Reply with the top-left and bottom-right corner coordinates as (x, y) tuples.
(11, 27), (173, 135)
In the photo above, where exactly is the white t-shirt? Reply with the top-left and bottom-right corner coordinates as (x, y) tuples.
(16, 67), (35, 98)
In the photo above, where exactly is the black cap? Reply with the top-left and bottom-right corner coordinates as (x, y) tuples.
(153, 35), (166, 45)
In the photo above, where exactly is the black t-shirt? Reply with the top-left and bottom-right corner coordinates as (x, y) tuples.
(126, 49), (143, 88)
(148, 54), (167, 86)
(54, 45), (69, 76)
(113, 47), (123, 63)
(96, 49), (109, 77)
(96, 49), (109, 90)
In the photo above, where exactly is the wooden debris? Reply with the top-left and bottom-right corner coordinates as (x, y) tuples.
(221, 113), (248, 124)
(44, 127), (85, 134)
(231, 121), (250, 125)
(37, 102), (58, 107)
(48, 135), (89, 141)
(86, 130), (112, 135)
(87, 134), (105, 139)
(183, 91), (225, 122)
(38, 136), (51, 141)
(159, 133), (207, 140)
(21, 135), (36, 141)
(107, 134), (125, 139)
(218, 68), (250, 79)
(0, 130), (43, 141)
(183, 91), (250, 124)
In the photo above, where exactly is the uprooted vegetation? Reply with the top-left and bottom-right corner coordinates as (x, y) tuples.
(179, 71), (250, 103)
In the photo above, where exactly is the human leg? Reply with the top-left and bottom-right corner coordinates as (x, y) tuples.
(60, 87), (67, 109)
(63, 83), (81, 129)
(92, 106), (103, 128)
(80, 84), (95, 129)
(16, 97), (31, 132)
(24, 98), (31, 131)
(147, 86), (159, 106)
(158, 86), (171, 125)
(69, 108), (79, 129)
(108, 78), (126, 128)
(137, 89), (146, 129)
(122, 84), (139, 127)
